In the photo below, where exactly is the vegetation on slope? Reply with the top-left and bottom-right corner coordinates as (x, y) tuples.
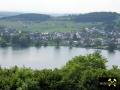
(1, 13), (51, 21)
(0, 12), (119, 32)
(0, 20), (101, 32)
(73, 12), (119, 22)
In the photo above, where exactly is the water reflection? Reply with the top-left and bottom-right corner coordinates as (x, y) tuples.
(0, 46), (119, 69)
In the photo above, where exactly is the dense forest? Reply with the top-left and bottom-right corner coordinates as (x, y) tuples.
(1, 13), (51, 21)
(73, 12), (119, 22)
(0, 52), (120, 90)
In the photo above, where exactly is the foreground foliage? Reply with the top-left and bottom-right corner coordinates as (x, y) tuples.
(0, 52), (120, 90)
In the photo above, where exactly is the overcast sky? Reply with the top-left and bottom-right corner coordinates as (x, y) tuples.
(0, 0), (120, 14)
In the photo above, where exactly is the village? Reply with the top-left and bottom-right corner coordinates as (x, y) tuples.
(0, 26), (120, 49)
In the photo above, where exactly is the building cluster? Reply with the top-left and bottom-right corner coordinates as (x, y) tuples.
(0, 27), (120, 48)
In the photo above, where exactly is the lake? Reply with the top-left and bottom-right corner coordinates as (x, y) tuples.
(0, 46), (120, 69)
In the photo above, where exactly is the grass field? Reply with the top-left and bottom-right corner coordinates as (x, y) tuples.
(0, 20), (102, 32)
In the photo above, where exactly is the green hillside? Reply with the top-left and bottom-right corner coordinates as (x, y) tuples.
(1, 13), (51, 21)
(73, 12), (119, 22)
(0, 20), (102, 32)
(0, 12), (119, 32)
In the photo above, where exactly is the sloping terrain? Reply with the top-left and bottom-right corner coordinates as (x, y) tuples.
(1, 13), (51, 21)
(0, 12), (119, 32)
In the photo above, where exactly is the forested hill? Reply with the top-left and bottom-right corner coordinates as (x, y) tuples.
(1, 12), (120, 22)
(59, 12), (120, 22)
(74, 12), (119, 22)
(0, 12), (120, 32)
(1, 13), (51, 21)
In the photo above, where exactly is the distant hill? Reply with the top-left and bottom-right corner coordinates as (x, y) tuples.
(0, 11), (21, 18)
(72, 12), (120, 22)
(1, 12), (120, 22)
(1, 13), (51, 21)
(0, 12), (120, 32)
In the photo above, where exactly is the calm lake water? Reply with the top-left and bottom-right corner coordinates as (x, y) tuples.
(0, 46), (120, 69)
